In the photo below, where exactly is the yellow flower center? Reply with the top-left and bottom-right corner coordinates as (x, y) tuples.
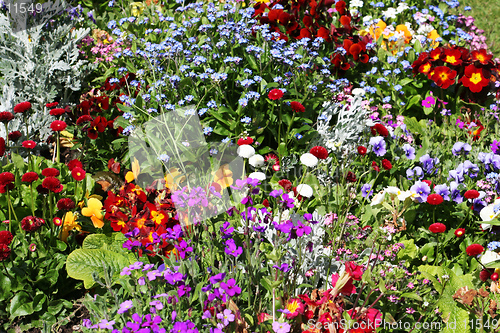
(287, 300), (300, 314)
(470, 73), (483, 85)
(445, 55), (457, 64)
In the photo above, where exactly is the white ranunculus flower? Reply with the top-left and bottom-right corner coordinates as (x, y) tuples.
(248, 154), (265, 167)
(352, 88), (366, 96)
(237, 144), (255, 158)
(248, 172), (266, 181)
(371, 190), (386, 206)
(296, 184), (313, 198)
(481, 250), (500, 265)
(300, 153), (318, 168)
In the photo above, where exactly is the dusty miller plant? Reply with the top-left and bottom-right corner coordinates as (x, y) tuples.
(0, 2), (94, 140)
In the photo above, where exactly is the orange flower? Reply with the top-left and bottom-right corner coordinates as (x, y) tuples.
(430, 66), (457, 89)
(395, 24), (412, 43)
(369, 20), (386, 41)
(427, 30), (440, 48)
(461, 65), (490, 93)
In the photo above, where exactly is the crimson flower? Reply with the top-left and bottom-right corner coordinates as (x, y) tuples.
(87, 116), (108, 139)
(381, 159), (392, 170)
(13, 101), (31, 113)
(290, 101), (305, 113)
(430, 66), (457, 89)
(53, 217), (63, 227)
(22, 140), (36, 149)
(0, 244), (10, 261)
(21, 172), (39, 183)
(50, 120), (67, 132)
(278, 179), (292, 192)
(427, 193), (443, 205)
(371, 123), (389, 137)
(67, 159), (83, 171)
(309, 146), (328, 159)
(57, 198), (75, 211)
(0, 112), (14, 123)
(0, 172), (14, 186)
(454, 228), (465, 237)
(20, 216), (46, 233)
(464, 190), (480, 199)
(471, 49), (493, 65)
(460, 65), (490, 93)
(8, 131), (21, 142)
(429, 222), (446, 233)
(49, 108), (66, 116)
(346, 171), (356, 183)
(42, 177), (63, 193)
(46, 101), (59, 108)
(76, 115), (93, 125)
(237, 137), (254, 146)
(268, 88), (284, 100)
(71, 167), (86, 181)
(0, 230), (13, 245)
(372, 161), (379, 172)
(0, 138), (4, 157)
(41, 167), (60, 177)
(331, 273), (355, 295)
(466, 244), (484, 256)
(480, 269), (492, 282)
(345, 261), (364, 280)
(357, 146), (367, 155)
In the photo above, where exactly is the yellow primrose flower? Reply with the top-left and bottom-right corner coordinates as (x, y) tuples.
(81, 198), (104, 228)
(60, 212), (81, 242)
(125, 158), (141, 183)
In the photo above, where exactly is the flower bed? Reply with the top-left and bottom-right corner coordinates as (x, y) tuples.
(1, 0), (500, 332)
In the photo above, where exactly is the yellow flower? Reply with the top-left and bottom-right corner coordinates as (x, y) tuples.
(213, 164), (233, 190)
(125, 158), (141, 183)
(164, 168), (185, 191)
(130, 2), (145, 16)
(60, 212), (81, 242)
(81, 198), (104, 228)
(427, 29), (440, 48)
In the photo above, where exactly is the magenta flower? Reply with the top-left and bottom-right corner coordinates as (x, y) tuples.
(220, 278), (241, 297)
(224, 239), (242, 258)
(216, 309), (235, 327)
(422, 95), (436, 108)
(175, 239), (193, 259)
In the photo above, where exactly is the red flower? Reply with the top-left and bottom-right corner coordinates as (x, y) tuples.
(46, 102), (59, 108)
(357, 146), (367, 155)
(22, 140), (36, 149)
(464, 190), (480, 199)
(427, 193), (443, 205)
(381, 159), (392, 170)
(310, 146), (329, 159)
(372, 161), (379, 172)
(76, 115), (93, 125)
(278, 179), (293, 192)
(21, 172), (39, 183)
(346, 171), (356, 183)
(87, 116), (108, 139)
(460, 65), (490, 93)
(0, 230), (13, 245)
(268, 88), (284, 100)
(237, 137), (254, 146)
(471, 49), (493, 65)
(8, 131), (22, 142)
(335, 0), (346, 15)
(443, 48), (463, 66)
(67, 159), (83, 171)
(0, 138), (4, 157)
(13, 101), (31, 113)
(0, 244), (10, 261)
(50, 120), (67, 132)
(466, 243), (484, 256)
(331, 273), (356, 295)
(371, 123), (389, 137)
(0, 172), (14, 186)
(262, 199), (270, 207)
(71, 167), (86, 181)
(430, 66), (457, 89)
(57, 198), (75, 211)
(480, 269), (492, 282)
(422, 180), (433, 187)
(41, 167), (60, 177)
(454, 228), (465, 237)
(345, 261), (364, 280)
(49, 108), (66, 116)
(290, 101), (305, 113)
(429, 222), (446, 233)
(42, 177), (63, 193)
(53, 217), (63, 227)
(0, 112), (14, 123)
(20, 216), (46, 233)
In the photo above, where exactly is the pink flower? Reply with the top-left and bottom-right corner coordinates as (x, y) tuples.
(422, 96), (436, 108)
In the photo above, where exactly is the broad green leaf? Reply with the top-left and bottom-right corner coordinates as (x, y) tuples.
(9, 291), (34, 319)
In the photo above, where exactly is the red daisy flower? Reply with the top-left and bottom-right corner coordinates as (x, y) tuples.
(49, 108), (66, 116)
(22, 140), (36, 149)
(67, 160), (83, 172)
(381, 159), (392, 170)
(357, 146), (367, 155)
(454, 228), (465, 237)
(8, 131), (22, 142)
(42, 177), (62, 192)
(466, 243), (484, 256)
(53, 217), (63, 227)
(0, 112), (14, 123)
(429, 222), (446, 233)
(13, 101), (31, 114)
(50, 120), (67, 132)
(71, 167), (86, 181)
(57, 198), (75, 211)
(427, 193), (443, 205)
(278, 179), (293, 192)
(21, 172), (39, 183)
(346, 171), (356, 183)
(268, 88), (284, 100)
(41, 167), (60, 177)
(464, 190), (480, 199)
(371, 123), (389, 137)
(290, 101), (305, 113)
(0, 230), (13, 245)
(0, 172), (14, 186)
(46, 102), (59, 108)
(0, 244), (10, 261)
(237, 137), (254, 146)
(309, 146), (329, 159)
(20, 216), (46, 233)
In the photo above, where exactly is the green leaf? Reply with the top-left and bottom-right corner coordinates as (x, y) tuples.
(400, 292), (422, 302)
(82, 233), (127, 253)
(9, 292), (34, 319)
(397, 239), (418, 261)
(66, 249), (130, 289)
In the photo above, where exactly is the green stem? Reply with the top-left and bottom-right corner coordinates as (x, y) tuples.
(56, 132), (60, 164)
(29, 183), (35, 216)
